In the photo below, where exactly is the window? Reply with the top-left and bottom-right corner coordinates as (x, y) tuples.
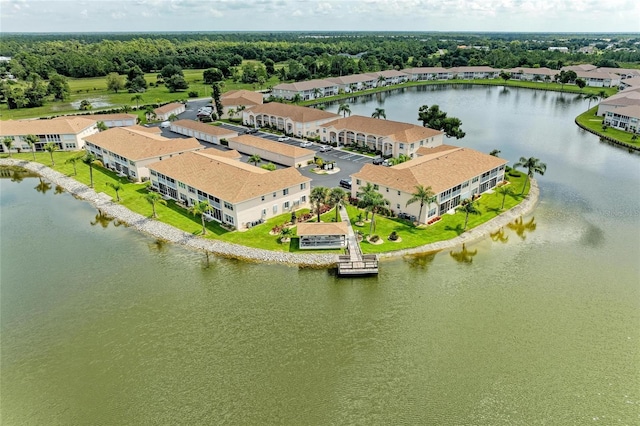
(410, 143), (414, 149)
(300, 183), (306, 190)
(283, 188), (289, 196)
(301, 195), (306, 203)
(261, 195), (265, 201)
(397, 191), (401, 196)
(65, 143), (76, 149)
(273, 204), (278, 213)
(224, 214), (234, 225)
(472, 176), (479, 183)
(179, 182), (186, 189)
(462, 181), (469, 188)
(356, 179), (361, 185)
(262, 209), (267, 216)
(151, 170), (157, 176)
(386, 187), (389, 192)
(188, 186), (196, 193)
(273, 192), (276, 198)
(224, 201), (233, 210)
(284, 201), (290, 210)
(399, 143), (404, 150)
(396, 204), (401, 209)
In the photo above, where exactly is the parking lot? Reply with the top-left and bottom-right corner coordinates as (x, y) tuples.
(159, 99), (377, 189)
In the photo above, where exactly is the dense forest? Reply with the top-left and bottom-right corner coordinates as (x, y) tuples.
(0, 32), (638, 112)
(1, 32), (639, 80)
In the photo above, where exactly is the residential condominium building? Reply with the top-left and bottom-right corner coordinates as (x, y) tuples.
(508, 67), (558, 82)
(147, 149), (311, 229)
(84, 126), (201, 182)
(597, 87), (640, 116)
(220, 89), (263, 118)
(271, 79), (339, 101)
(242, 103), (339, 138)
(350, 145), (507, 224)
(153, 102), (186, 121)
(320, 115), (444, 158)
(170, 119), (238, 144)
(69, 113), (137, 128)
(227, 134), (315, 168)
(604, 105), (640, 133)
(0, 116), (98, 154)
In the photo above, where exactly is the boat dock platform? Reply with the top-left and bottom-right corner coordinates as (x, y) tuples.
(337, 205), (379, 276)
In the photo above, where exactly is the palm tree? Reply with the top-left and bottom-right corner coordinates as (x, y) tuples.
(44, 142), (58, 166)
(459, 198), (481, 230)
(489, 149), (501, 157)
(496, 185), (514, 210)
(279, 227), (293, 243)
(377, 75), (386, 87)
(310, 186), (329, 222)
(82, 152), (103, 188)
(583, 93), (598, 110)
(248, 154), (261, 166)
(2, 136), (14, 157)
(544, 75), (551, 87)
(227, 108), (237, 120)
(507, 216), (537, 240)
(121, 104), (132, 113)
(168, 113), (179, 122)
(24, 134), (39, 160)
(359, 183), (389, 234)
(145, 191), (166, 219)
(188, 200), (212, 235)
(338, 103), (351, 117)
(371, 108), (386, 119)
(312, 87), (323, 99)
(96, 121), (108, 131)
(131, 94), (144, 109)
(406, 184), (436, 224)
(514, 156), (547, 195)
(328, 187), (348, 222)
(144, 105), (156, 122)
(292, 93), (302, 104)
(106, 181), (124, 201)
(65, 155), (83, 176)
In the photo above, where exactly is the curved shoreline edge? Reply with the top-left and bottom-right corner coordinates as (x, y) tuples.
(574, 118), (640, 152)
(0, 158), (539, 267)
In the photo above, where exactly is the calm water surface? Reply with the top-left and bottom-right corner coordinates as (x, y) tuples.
(2, 86), (639, 425)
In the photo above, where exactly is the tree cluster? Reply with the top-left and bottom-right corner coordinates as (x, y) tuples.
(418, 105), (466, 139)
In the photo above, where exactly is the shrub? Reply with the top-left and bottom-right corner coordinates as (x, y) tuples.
(388, 231), (399, 241)
(188, 91), (199, 98)
(370, 235), (380, 242)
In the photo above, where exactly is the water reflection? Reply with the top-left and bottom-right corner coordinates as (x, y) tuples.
(579, 222), (605, 248)
(490, 227), (509, 243)
(54, 185), (65, 195)
(507, 216), (537, 240)
(90, 209), (122, 229)
(0, 166), (38, 182)
(34, 177), (52, 195)
(404, 252), (437, 270)
(449, 243), (478, 263)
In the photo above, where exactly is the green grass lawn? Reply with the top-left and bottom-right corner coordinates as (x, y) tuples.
(3, 151), (530, 255)
(575, 107), (640, 147)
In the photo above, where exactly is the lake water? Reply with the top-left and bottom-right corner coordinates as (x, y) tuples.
(2, 85), (639, 424)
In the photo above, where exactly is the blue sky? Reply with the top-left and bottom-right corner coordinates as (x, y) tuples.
(1, 0), (639, 33)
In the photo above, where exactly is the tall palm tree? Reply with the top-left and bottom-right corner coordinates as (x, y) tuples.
(292, 93), (302, 104)
(338, 103), (351, 118)
(65, 155), (83, 176)
(24, 134), (39, 160)
(406, 184), (436, 224)
(310, 186), (329, 222)
(189, 200), (212, 235)
(312, 87), (322, 99)
(371, 108), (386, 119)
(82, 152), (103, 188)
(248, 154), (261, 166)
(168, 113), (179, 122)
(583, 93), (598, 110)
(328, 187), (348, 222)
(96, 121), (108, 131)
(44, 142), (58, 166)
(131, 94), (144, 109)
(144, 105), (156, 122)
(145, 191), (166, 219)
(377, 75), (386, 87)
(496, 185), (514, 210)
(514, 156), (547, 195)
(2, 136), (14, 157)
(459, 198), (481, 230)
(106, 181), (124, 201)
(359, 183), (389, 234)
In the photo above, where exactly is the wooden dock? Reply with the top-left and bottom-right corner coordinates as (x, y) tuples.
(337, 205), (379, 276)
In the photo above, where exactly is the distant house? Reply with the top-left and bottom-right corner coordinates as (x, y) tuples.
(509, 67), (558, 82)
(562, 64), (598, 73)
(170, 119), (238, 145)
(368, 70), (410, 86)
(227, 134), (315, 168)
(297, 222), (349, 250)
(574, 70), (619, 87)
(450, 66), (498, 79)
(154, 102), (185, 121)
(604, 105), (640, 133)
(220, 90), (263, 118)
(147, 149), (311, 229)
(351, 145), (507, 224)
(320, 115), (443, 158)
(401, 67), (451, 81)
(70, 113), (137, 128)
(271, 79), (339, 100)
(242, 103), (339, 138)
(597, 87), (640, 116)
(326, 73), (378, 92)
(0, 117), (98, 154)
(84, 126), (201, 182)
(548, 47), (569, 53)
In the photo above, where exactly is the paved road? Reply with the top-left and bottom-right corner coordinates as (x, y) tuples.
(157, 100), (378, 188)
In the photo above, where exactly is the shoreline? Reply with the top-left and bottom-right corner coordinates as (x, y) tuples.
(0, 158), (539, 267)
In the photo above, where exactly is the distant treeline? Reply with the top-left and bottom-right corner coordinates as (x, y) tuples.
(1, 32), (639, 80)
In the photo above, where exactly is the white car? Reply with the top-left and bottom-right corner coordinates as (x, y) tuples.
(319, 145), (332, 152)
(160, 121), (171, 128)
(278, 136), (290, 142)
(300, 141), (313, 147)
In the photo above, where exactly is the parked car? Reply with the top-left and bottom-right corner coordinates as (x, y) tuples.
(278, 136), (290, 142)
(373, 157), (385, 165)
(339, 179), (352, 189)
(160, 121), (171, 128)
(300, 141), (313, 147)
(319, 145), (332, 152)
(244, 128), (258, 134)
